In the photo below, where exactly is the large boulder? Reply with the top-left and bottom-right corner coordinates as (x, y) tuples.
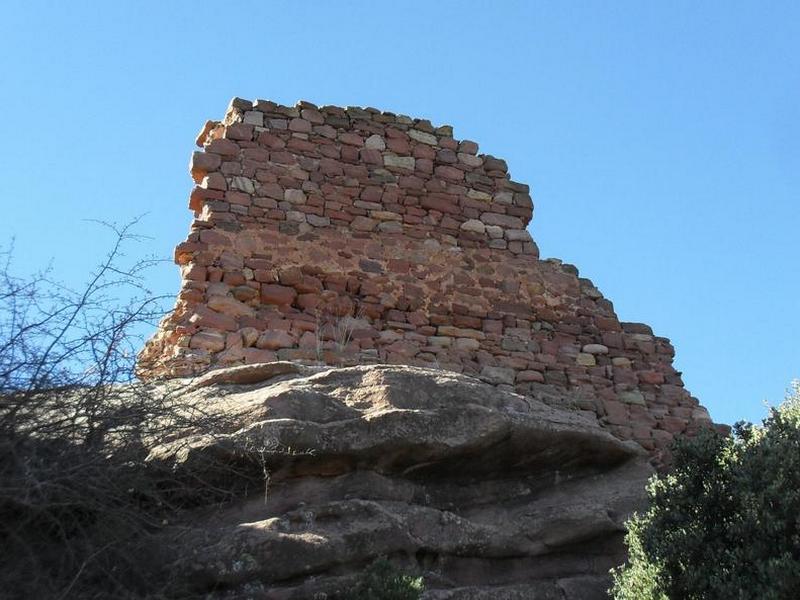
(151, 364), (652, 599)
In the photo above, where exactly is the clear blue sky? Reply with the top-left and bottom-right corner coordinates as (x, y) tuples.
(1, 1), (797, 426)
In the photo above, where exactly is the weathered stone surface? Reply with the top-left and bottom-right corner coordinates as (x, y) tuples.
(260, 284), (297, 306)
(284, 188), (306, 204)
(364, 134), (386, 150)
(255, 330), (297, 350)
(480, 365), (516, 385)
(583, 343), (610, 355)
(206, 294), (254, 318)
(460, 219), (486, 234)
(408, 129), (438, 145)
(620, 391), (646, 406)
(189, 360), (313, 388)
(150, 364), (652, 599)
(188, 330), (225, 351)
(384, 154), (416, 170)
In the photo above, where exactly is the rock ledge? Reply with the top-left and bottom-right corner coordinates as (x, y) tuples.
(153, 363), (652, 599)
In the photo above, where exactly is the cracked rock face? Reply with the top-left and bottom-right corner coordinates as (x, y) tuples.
(152, 364), (651, 599)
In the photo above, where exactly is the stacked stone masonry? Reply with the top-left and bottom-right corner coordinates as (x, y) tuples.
(138, 98), (714, 462)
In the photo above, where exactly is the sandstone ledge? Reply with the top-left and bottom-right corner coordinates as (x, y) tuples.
(151, 363), (652, 599)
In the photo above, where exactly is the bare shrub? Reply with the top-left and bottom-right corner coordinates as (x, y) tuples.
(312, 303), (369, 366)
(0, 221), (249, 599)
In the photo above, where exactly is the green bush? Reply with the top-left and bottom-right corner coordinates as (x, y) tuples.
(349, 558), (424, 600)
(611, 382), (800, 600)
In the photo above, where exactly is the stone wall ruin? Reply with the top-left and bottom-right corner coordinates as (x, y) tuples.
(138, 97), (714, 462)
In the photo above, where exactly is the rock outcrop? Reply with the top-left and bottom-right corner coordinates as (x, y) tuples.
(151, 363), (652, 599)
(137, 98), (714, 463)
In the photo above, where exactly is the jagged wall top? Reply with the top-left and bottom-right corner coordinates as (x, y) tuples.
(189, 97), (537, 254)
(139, 98), (714, 465)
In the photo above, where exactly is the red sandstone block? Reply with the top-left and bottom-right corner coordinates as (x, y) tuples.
(206, 138), (240, 156)
(345, 278), (361, 294)
(360, 149), (383, 165)
(385, 309), (406, 322)
(420, 195), (460, 215)
(225, 123), (254, 141)
(480, 212), (524, 229)
(190, 151), (221, 179)
(459, 140), (479, 155)
(198, 229), (231, 246)
(361, 186), (383, 202)
(270, 151), (297, 165)
(516, 370), (545, 383)
(314, 124), (337, 139)
(256, 330), (296, 350)
(288, 118), (312, 133)
(238, 348), (276, 364)
(659, 416), (687, 434)
(351, 216), (377, 231)
(287, 138), (316, 153)
(385, 259), (409, 274)
(507, 206), (533, 220)
(341, 146), (360, 162)
(318, 144), (341, 159)
(295, 294), (321, 310)
(301, 108), (324, 124)
(384, 341), (420, 357)
(319, 158), (344, 176)
(657, 341), (676, 356)
(206, 268), (223, 283)
(410, 143), (434, 159)
(339, 132), (364, 146)
(602, 399), (629, 425)
(638, 370), (665, 385)
(195, 119), (218, 147)
(255, 170), (278, 184)
(453, 314), (482, 329)
(415, 158), (433, 174)
(181, 263), (207, 282)
(296, 276), (323, 293)
(482, 156), (508, 173)
(189, 186), (223, 212)
(386, 138), (410, 154)
(622, 322), (654, 335)
(482, 320), (503, 334)
(190, 306), (238, 332)
(226, 191), (251, 206)
(189, 330), (226, 352)
(251, 269), (271, 283)
(397, 175), (424, 190)
(222, 272), (246, 286)
(242, 147), (270, 162)
(257, 131), (286, 149)
(253, 197), (278, 210)
(203, 172), (227, 191)
(261, 284), (297, 306)
(601, 332), (624, 348)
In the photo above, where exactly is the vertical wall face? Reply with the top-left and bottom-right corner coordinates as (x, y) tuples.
(138, 97), (713, 460)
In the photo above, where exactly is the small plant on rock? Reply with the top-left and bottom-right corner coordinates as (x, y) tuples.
(348, 558), (424, 600)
